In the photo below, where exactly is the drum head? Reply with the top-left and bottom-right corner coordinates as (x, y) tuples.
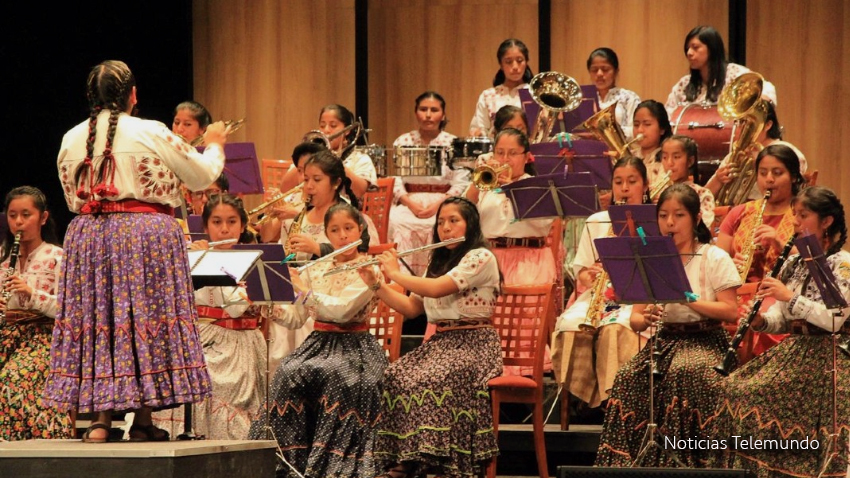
(671, 104), (733, 163)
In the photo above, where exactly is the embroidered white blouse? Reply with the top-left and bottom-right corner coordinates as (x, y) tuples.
(662, 244), (741, 324)
(2, 241), (62, 318)
(58, 111), (225, 212)
(410, 248), (501, 323)
(469, 84), (528, 136)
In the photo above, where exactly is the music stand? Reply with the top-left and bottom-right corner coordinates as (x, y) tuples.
(795, 234), (850, 478)
(231, 244), (299, 441)
(594, 235), (692, 467)
(530, 140), (612, 190)
(198, 142), (264, 195)
(499, 172), (599, 220)
(608, 204), (661, 238)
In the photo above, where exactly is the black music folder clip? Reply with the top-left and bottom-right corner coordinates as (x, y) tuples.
(500, 172), (599, 220)
(594, 235), (692, 305)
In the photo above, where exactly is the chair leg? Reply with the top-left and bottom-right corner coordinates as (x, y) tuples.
(487, 393), (500, 478)
(533, 400), (549, 478)
(559, 386), (570, 431)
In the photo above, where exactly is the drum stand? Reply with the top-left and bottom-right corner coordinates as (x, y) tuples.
(632, 318), (685, 468)
(816, 312), (849, 478)
(176, 403), (202, 440)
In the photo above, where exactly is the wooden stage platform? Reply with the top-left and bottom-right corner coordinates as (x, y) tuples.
(0, 439), (277, 478)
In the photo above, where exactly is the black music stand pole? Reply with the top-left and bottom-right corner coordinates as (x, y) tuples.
(594, 234), (695, 467)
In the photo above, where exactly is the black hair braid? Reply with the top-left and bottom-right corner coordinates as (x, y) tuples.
(74, 109), (101, 198)
(827, 201), (848, 256)
(341, 176), (360, 210)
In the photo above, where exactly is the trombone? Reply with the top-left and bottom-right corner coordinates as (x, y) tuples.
(303, 120), (364, 157)
(323, 237), (466, 277)
(248, 184), (305, 227)
(186, 118), (246, 147)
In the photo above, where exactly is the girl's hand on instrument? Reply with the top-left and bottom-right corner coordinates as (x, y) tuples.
(741, 298), (765, 330)
(757, 276), (794, 302)
(5, 275), (32, 302)
(288, 233), (321, 257)
(577, 264), (603, 289)
(753, 224), (780, 252)
(357, 266), (379, 288)
(188, 239), (209, 251)
(376, 250), (401, 279)
(731, 252), (747, 270)
(271, 204), (300, 220)
(642, 304), (665, 327)
(715, 164), (733, 185)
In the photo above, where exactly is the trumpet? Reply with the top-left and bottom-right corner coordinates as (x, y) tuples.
(323, 237), (466, 277)
(249, 184), (305, 227)
(472, 164), (511, 191)
(186, 118), (246, 147)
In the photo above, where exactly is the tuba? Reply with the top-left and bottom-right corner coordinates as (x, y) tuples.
(577, 103), (644, 162)
(528, 72), (583, 143)
(715, 72), (769, 206)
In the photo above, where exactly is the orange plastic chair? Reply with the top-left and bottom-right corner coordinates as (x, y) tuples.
(368, 282), (405, 362)
(486, 284), (555, 478)
(261, 158), (292, 191)
(361, 177), (395, 244)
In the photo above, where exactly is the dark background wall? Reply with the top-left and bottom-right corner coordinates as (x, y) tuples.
(0, 2), (193, 240)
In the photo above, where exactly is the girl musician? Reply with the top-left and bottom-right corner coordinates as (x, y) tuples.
(595, 184), (740, 467)
(152, 193), (264, 441)
(469, 38), (534, 137)
(704, 100), (808, 201)
(551, 157), (650, 409)
(279, 104), (377, 201)
(172, 100), (213, 216)
(45, 60), (228, 443)
(273, 150), (378, 371)
(359, 196), (503, 478)
(257, 141), (326, 243)
(249, 203), (386, 478)
(587, 47), (641, 140)
(465, 128), (555, 376)
(390, 91), (470, 276)
(665, 25), (777, 116)
(0, 186), (73, 441)
(712, 186), (850, 478)
(659, 135), (716, 227)
(632, 100), (672, 185)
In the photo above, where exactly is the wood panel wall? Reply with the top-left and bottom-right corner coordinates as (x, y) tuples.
(748, 0), (850, 202)
(550, 0), (728, 106)
(367, 0), (539, 147)
(192, 0), (356, 163)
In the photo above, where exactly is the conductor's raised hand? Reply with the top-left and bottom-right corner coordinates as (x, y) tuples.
(203, 121), (230, 147)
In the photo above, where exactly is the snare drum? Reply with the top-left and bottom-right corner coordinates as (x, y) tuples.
(354, 144), (387, 177)
(390, 146), (447, 176)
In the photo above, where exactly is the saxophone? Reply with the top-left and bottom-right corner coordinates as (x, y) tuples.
(284, 195), (311, 258)
(579, 225), (616, 334)
(0, 231), (23, 326)
(737, 190), (771, 281)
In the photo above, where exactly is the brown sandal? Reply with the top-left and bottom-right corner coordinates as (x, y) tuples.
(82, 423), (113, 443)
(129, 423), (170, 442)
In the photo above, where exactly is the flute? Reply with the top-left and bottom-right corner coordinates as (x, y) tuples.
(714, 232), (798, 376)
(323, 237), (466, 277)
(294, 239), (363, 273)
(188, 238), (238, 249)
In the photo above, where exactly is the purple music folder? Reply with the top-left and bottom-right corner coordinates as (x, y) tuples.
(197, 142), (264, 195)
(530, 140), (611, 189)
(594, 235), (692, 304)
(187, 215), (204, 234)
(500, 172), (599, 219)
(608, 204), (661, 237)
(231, 243), (296, 304)
(520, 85), (600, 137)
(795, 234), (848, 309)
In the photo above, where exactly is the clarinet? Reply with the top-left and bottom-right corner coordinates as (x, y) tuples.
(0, 231), (23, 326)
(714, 232), (798, 376)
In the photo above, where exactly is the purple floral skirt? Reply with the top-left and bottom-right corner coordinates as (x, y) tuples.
(42, 212), (211, 413)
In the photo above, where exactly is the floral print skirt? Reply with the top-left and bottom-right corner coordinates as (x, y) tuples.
(42, 212), (211, 413)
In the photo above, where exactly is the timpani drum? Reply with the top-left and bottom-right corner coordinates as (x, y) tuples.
(670, 104), (734, 185)
(448, 136), (493, 170)
(354, 144), (387, 177)
(390, 146), (447, 176)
